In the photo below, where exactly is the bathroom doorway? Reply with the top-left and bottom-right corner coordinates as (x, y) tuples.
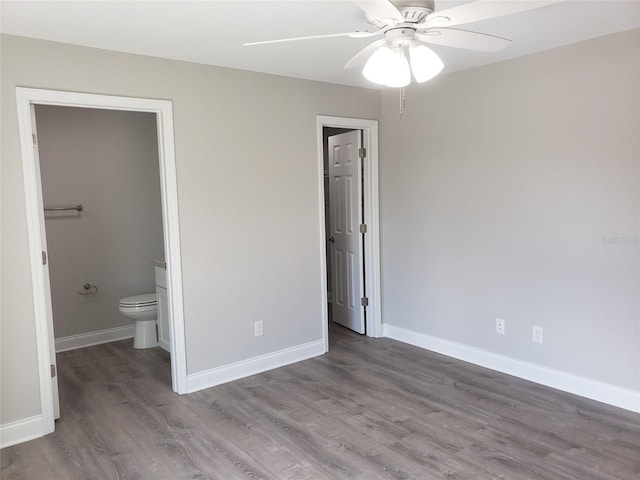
(36, 105), (165, 359)
(17, 88), (187, 438)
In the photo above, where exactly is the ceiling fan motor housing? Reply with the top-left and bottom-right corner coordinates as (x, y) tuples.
(392, 0), (435, 23)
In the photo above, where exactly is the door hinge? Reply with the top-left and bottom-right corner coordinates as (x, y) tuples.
(32, 134), (37, 146)
(358, 147), (366, 159)
(42, 251), (47, 265)
(361, 296), (369, 307)
(50, 364), (56, 378)
(359, 224), (367, 234)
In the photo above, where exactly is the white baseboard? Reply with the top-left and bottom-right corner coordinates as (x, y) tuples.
(0, 415), (45, 449)
(187, 339), (325, 393)
(55, 325), (135, 352)
(383, 324), (640, 413)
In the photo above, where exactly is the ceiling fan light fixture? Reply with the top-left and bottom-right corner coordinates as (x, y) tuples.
(362, 45), (411, 88)
(409, 42), (443, 83)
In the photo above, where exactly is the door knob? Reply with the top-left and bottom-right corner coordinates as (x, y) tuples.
(328, 236), (335, 243)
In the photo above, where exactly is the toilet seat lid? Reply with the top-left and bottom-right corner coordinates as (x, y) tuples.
(120, 293), (157, 307)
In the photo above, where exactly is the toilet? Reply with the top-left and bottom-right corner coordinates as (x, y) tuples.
(119, 293), (158, 349)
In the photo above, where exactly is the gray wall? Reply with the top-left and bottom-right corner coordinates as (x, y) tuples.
(36, 106), (164, 339)
(0, 34), (381, 424)
(3, 28), (638, 433)
(380, 29), (640, 391)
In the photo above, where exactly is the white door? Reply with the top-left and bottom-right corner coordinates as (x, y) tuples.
(328, 131), (365, 334)
(31, 106), (61, 419)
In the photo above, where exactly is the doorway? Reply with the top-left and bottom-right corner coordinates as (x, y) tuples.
(36, 104), (169, 419)
(317, 116), (381, 352)
(324, 128), (365, 333)
(16, 88), (187, 439)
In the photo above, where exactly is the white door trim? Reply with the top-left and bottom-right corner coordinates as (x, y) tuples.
(317, 116), (381, 352)
(16, 88), (188, 439)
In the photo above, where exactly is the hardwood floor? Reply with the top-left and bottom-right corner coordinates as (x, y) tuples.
(2, 324), (639, 479)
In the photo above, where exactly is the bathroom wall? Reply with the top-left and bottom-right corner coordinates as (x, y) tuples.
(35, 105), (165, 341)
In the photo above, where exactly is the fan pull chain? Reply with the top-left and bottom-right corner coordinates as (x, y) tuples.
(399, 86), (406, 119)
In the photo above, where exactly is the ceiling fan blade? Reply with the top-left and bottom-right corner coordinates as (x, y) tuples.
(244, 31), (375, 47)
(433, 0), (562, 27)
(416, 31), (440, 39)
(344, 39), (386, 69)
(354, 0), (404, 23)
(417, 28), (511, 52)
(349, 31), (384, 39)
(416, 15), (451, 30)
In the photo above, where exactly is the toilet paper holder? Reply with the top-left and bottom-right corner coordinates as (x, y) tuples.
(78, 283), (98, 295)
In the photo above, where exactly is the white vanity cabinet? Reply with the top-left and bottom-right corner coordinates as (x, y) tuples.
(155, 266), (170, 352)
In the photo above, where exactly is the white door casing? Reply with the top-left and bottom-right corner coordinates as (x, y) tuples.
(317, 115), (381, 353)
(16, 88), (187, 443)
(328, 131), (365, 334)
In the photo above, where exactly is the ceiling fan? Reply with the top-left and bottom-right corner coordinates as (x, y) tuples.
(245, 0), (560, 87)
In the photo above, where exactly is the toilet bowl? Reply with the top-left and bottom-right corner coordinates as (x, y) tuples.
(119, 293), (158, 349)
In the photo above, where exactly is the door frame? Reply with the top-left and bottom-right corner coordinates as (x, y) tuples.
(16, 88), (188, 438)
(317, 116), (381, 351)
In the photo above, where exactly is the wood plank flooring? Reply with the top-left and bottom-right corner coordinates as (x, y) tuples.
(2, 324), (639, 479)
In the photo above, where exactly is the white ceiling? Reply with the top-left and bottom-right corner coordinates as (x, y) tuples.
(1, 1), (639, 89)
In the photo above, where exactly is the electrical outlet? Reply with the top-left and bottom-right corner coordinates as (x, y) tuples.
(254, 320), (264, 337)
(496, 318), (505, 335)
(533, 326), (543, 343)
